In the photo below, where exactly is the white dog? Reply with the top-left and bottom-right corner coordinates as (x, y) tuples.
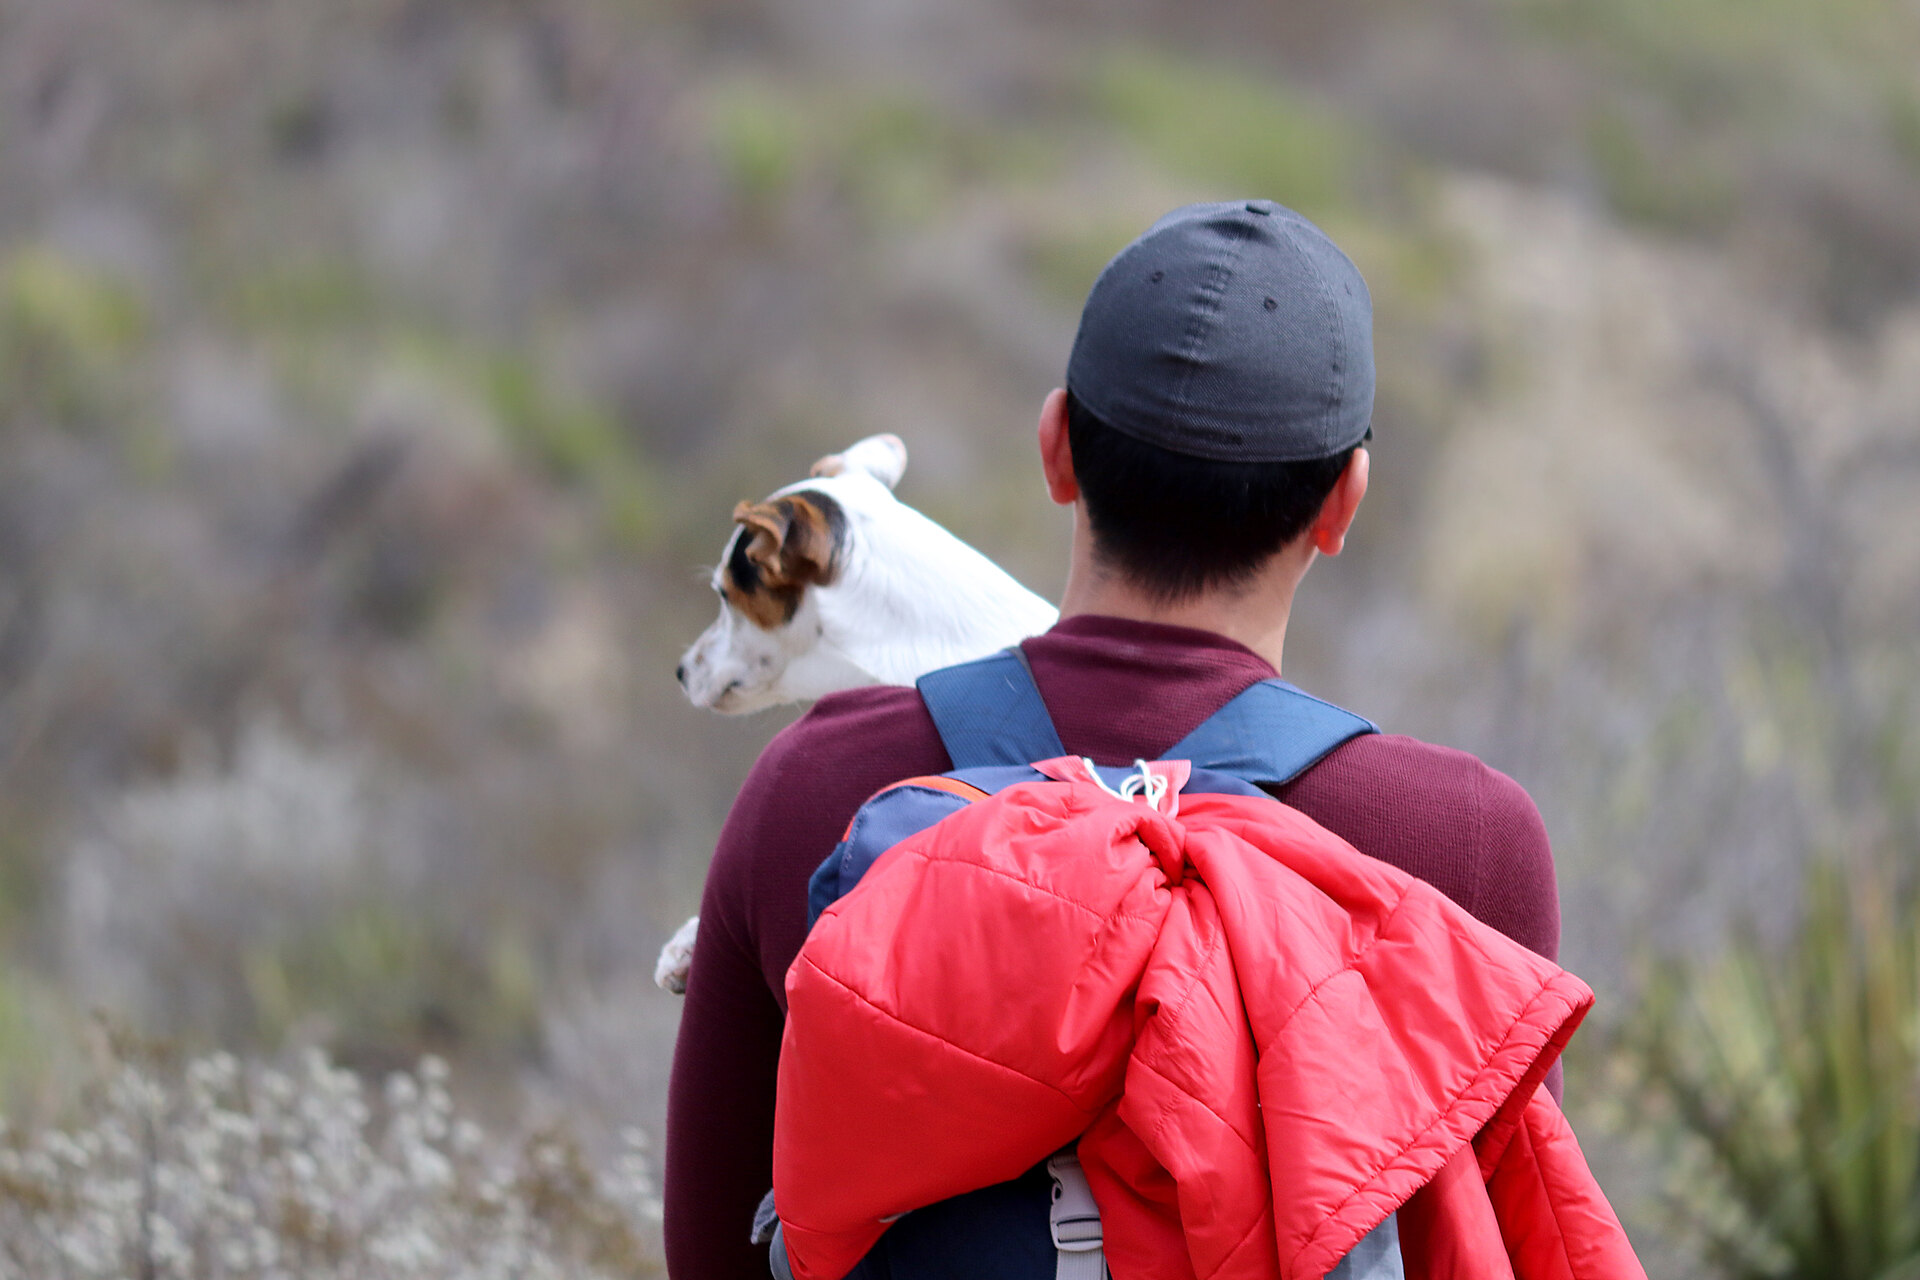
(675, 433), (1057, 714)
(660, 434), (1057, 990)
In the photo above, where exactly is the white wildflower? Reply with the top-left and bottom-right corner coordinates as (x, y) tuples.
(451, 1119), (483, 1156)
(0, 1048), (661, 1278)
(385, 1071), (419, 1109)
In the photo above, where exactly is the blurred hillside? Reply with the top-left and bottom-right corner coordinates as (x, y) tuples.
(1, 0), (1916, 1269)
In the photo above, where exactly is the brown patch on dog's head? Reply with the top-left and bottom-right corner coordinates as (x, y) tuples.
(722, 491), (846, 630)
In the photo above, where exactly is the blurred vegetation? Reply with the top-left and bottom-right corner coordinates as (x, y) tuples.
(242, 900), (544, 1066)
(1512, 0), (1920, 321)
(1088, 51), (1369, 224)
(0, 248), (145, 434)
(0, 0), (1913, 1269)
(1626, 857), (1920, 1278)
(0, 1044), (663, 1277)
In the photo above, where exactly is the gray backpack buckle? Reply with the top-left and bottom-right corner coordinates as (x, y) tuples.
(1046, 1151), (1105, 1261)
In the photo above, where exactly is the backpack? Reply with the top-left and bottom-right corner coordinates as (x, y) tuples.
(764, 648), (1405, 1280)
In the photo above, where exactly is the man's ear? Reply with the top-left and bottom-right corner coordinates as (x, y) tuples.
(1309, 446), (1369, 556)
(1037, 388), (1078, 506)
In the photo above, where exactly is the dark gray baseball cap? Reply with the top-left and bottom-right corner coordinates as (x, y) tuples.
(1065, 199), (1373, 463)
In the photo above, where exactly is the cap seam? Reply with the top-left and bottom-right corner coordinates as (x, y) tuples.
(1169, 218), (1253, 429)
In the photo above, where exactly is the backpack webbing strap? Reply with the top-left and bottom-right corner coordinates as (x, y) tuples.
(1162, 679), (1377, 785)
(1046, 1152), (1107, 1280)
(917, 648), (1066, 769)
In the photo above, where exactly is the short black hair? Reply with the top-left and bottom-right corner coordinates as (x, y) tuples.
(1066, 389), (1362, 603)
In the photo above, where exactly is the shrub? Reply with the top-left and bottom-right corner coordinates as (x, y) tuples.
(0, 247), (145, 432)
(1627, 857), (1920, 1278)
(60, 724), (543, 1061)
(0, 1045), (661, 1279)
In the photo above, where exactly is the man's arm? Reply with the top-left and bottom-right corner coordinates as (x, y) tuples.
(663, 688), (950, 1279)
(663, 720), (812, 1280)
(1466, 763), (1565, 1104)
(1467, 763), (1560, 967)
(664, 871), (785, 1280)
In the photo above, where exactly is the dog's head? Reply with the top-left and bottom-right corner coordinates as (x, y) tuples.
(676, 434), (906, 714)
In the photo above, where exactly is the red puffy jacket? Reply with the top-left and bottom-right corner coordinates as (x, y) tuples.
(775, 764), (1645, 1280)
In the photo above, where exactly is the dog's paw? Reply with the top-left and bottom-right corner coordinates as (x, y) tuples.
(654, 915), (700, 994)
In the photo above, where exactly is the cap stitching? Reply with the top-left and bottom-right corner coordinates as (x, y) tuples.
(1169, 218), (1253, 427)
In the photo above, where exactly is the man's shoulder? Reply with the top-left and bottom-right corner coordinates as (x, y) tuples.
(1311, 731), (1541, 821)
(704, 684), (953, 973)
(716, 684), (948, 859)
(1280, 729), (1554, 925)
(761, 684), (944, 772)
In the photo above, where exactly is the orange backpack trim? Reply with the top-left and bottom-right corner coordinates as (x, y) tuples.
(841, 775), (991, 840)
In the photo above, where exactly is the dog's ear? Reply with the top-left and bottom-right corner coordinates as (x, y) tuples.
(810, 434), (907, 490)
(731, 495), (840, 590)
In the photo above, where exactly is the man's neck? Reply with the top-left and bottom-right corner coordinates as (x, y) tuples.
(1055, 523), (1313, 675)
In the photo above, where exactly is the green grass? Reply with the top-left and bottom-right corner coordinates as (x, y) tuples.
(707, 80), (806, 207)
(477, 352), (661, 549)
(225, 257), (389, 335)
(242, 900), (544, 1063)
(0, 247), (145, 431)
(0, 965), (83, 1125)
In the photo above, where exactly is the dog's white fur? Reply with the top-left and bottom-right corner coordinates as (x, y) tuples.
(677, 434), (1058, 715)
(654, 915), (702, 994)
(661, 434), (1058, 992)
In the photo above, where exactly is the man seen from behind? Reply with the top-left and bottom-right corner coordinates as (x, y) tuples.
(665, 199), (1562, 1279)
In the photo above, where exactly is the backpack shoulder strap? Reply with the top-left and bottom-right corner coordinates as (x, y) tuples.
(918, 650), (1375, 783)
(916, 648), (1066, 769)
(1163, 679), (1378, 785)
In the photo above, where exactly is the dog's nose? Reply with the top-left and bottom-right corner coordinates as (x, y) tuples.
(675, 663), (686, 686)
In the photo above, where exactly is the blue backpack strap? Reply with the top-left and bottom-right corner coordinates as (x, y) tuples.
(1163, 679), (1377, 785)
(919, 652), (1374, 782)
(916, 648), (1066, 769)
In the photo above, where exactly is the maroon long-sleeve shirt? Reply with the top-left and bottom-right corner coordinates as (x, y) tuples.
(664, 616), (1560, 1280)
